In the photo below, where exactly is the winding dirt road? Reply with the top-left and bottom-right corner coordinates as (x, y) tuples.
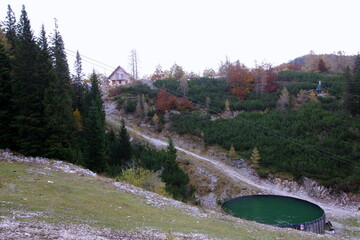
(105, 101), (360, 237)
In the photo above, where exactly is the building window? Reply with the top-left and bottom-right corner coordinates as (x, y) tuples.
(116, 73), (125, 79)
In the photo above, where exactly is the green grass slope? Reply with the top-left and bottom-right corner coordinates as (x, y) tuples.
(0, 152), (338, 240)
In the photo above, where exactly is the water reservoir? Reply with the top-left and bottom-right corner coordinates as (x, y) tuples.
(222, 195), (325, 233)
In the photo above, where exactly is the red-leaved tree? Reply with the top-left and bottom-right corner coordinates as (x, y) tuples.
(155, 89), (176, 112)
(176, 97), (193, 111)
(265, 68), (277, 92)
(228, 61), (254, 101)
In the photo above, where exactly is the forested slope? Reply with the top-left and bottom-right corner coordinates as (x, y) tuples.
(114, 65), (360, 193)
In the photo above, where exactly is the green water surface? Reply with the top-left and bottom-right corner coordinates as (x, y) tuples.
(222, 195), (324, 225)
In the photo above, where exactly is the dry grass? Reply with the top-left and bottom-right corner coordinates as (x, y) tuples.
(0, 161), (335, 240)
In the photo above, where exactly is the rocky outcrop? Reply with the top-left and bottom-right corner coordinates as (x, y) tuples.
(266, 176), (360, 208)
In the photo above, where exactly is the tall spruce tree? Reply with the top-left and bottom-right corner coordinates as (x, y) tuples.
(344, 66), (352, 113)
(37, 25), (54, 89)
(349, 55), (360, 115)
(43, 22), (75, 159)
(0, 42), (12, 148)
(3, 5), (17, 53)
(11, 6), (45, 156)
(82, 73), (107, 172)
(161, 138), (189, 200)
(36, 24), (54, 113)
(108, 119), (132, 168)
(118, 119), (132, 166)
(72, 50), (85, 112)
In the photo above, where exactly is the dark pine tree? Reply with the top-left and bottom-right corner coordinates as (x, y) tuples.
(107, 119), (132, 170)
(3, 5), (17, 53)
(36, 24), (54, 118)
(161, 138), (189, 200)
(166, 137), (177, 161)
(107, 128), (118, 166)
(71, 50), (85, 113)
(350, 55), (360, 115)
(344, 65), (353, 113)
(0, 42), (12, 148)
(43, 22), (75, 159)
(118, 118), (132, 167)
(37, 24), (54, 91)
(82, 73), (107, 172)
(11, 6), (45, 156)
(344, 56), (360, 116)
(318, 58), (328, 73)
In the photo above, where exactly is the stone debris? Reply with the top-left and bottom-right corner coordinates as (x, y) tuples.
(0, 150), (220, 239)
(0, 149), (96, 177)
(0, 216), (216, 240)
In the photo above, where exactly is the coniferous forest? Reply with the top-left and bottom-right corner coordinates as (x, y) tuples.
(0, 5), (192, 201)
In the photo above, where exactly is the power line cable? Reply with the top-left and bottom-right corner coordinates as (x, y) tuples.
(63, 47), (358, 167)
(65, 48), (116, 70)
(65, 50), (114, 73)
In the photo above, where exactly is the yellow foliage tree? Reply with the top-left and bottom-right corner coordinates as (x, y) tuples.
(225, 99), (230, 112)
(152, 113), (159, 124)
(73, 109), (83, 131)
(228, 145), (237, 159)
(277, 87), (290, 110)
(117, 168), (168, 196)
(0, 30), (10, 51)
(309, 91), (319, 102)
(250, 147), (261, 166)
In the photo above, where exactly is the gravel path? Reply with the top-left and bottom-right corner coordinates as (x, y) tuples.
(123, 122), (359, 219)
(104, 101), (360, 226)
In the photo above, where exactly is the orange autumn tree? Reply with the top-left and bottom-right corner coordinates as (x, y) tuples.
(228, 61), (254, 101)
(150, 64), (166, 80)
(155, 89), (176, 112)
(265, 68), (277, 92)
(175, 96), (193, 111)
(156, 89), (193, 112)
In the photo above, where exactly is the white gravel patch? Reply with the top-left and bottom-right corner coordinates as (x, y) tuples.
(112, 181), (211, 218)
(0, 215), (216, 240)
(0, 150), (96, 177)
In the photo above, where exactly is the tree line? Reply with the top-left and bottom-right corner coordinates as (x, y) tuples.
(0, 5), (111, 170)
(0, 5), (77, 159)
(0, 5), (192, 201)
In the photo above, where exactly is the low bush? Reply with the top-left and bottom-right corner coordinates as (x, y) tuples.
(116, 168), (168, 196)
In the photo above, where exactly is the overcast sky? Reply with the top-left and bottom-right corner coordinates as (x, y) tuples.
(1, 0), (359, 77)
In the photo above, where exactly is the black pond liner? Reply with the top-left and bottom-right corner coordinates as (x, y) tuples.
(222, 195), (325, 234)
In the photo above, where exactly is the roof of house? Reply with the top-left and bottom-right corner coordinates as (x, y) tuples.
(108, 66), (132, 79)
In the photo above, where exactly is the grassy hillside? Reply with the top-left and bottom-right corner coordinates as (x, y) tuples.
(0, 151), (337, 240)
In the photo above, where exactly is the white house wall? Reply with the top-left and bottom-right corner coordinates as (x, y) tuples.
(108, 67), (132, 86)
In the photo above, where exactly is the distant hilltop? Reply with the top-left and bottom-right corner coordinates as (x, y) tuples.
(278, 52), (356, 73)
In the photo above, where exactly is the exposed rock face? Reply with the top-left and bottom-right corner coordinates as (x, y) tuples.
(266, 176), (360, 208)
(197, 192), (218, 209)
